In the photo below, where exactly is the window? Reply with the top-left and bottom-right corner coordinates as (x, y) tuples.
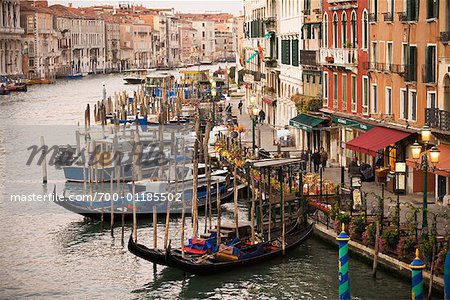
(386, 87), (392, 115)
(404, 45), (417, 82)
(407, 0), (419, 21)
(292, 39), (299, 66)
(362, 10), (368, 49)
(372, 42), (378, 67)
(426, 0), (438, 19)
(363, 77), (369, 114)
(370, 0), (378, 21)
(400, 89), (407, 119)
(333, 73), (338, 108)
(342, 74), (347, 110)
(351, 75), (357, 112)
(281, 40), (291, 65)
(387, 0), (394, 14)
(425, 45), (436, 83)
(333, 13), (338, 48)
(323, 72), (329, 106)
(351, 11), (357, 48)
(427, 91), (437, 109)
(409, 90), (417, 121)
(386, 42), (393, 71)
(323, 14), (328, 48)
(342, 12), (347, 47)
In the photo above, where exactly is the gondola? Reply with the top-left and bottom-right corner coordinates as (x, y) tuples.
(164, 222), (313, 275)
(128, 234), (167, 265)
(127, 216), (302, 267)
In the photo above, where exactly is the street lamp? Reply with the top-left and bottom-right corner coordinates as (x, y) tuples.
(251, 103), (260, 150)
(411, 126), (440, 237)
(227, 66), (231, 97)
(211, 80), (217, 127)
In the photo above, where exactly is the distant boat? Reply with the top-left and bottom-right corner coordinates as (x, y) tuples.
(0, 85), (10, 95)
(123, 69), (155, 84)
(66, 73), (83, 79)
(200, 60), (213, 65)
(6, 82), (27, 92)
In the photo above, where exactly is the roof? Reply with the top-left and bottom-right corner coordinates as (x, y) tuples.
(250, 158), (304, 168)
(346, 126), (412, 157)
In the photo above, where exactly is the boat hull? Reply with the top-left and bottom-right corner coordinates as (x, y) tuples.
(124, 78), (144, 84)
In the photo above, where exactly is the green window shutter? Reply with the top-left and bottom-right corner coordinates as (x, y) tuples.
(292, 40), (299, 66)
(409, 46), (417, 81)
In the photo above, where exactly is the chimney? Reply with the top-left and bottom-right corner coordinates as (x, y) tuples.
(68, 3), (72, 8)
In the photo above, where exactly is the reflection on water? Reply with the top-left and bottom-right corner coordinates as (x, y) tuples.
(1, 72), (411, 299)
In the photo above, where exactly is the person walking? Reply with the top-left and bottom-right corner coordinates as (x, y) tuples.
(312, 149), (321, 173)
(258, 109), (265, 124)
(320, 147), (328, 172)
(238, 100), (243, 115)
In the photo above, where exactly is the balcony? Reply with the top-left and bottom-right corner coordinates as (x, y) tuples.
(300, 50), (318, 66)
(383, 12), (394, 22)
(426, 108), (450, 132)
(368, 13), (377, 22)
(265, 58), (278, 68)
(398, 12), (408, 22)
(422, 65), (436, 84)
(263, 17), (276, 32)
(441, 32), (450, 43)
(319, 48), (357, 69)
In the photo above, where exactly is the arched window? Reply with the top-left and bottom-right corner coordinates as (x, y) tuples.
(323, 13), (328, 48)
(333, 13), (338, 48)
(342, 12), (347, 47)
(362, 10), (369, 49)
(351, 11), (357, 48)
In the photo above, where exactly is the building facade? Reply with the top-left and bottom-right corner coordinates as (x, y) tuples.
(0, 0), (24, 76)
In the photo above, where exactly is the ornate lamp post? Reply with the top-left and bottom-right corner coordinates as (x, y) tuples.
(411, 125), (440, 236)
(249, 94), (260, 150)
(227, 66), (231, 97)
(211, 80), (217, 127)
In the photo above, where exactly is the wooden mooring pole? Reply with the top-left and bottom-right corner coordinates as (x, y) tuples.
(40, 136), (48, 184)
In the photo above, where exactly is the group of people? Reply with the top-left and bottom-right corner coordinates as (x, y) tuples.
(237, 100), (265, 123)
(312, 147), (328, 173)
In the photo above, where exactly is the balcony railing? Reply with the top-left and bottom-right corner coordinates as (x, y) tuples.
(263, 17), (276, 32)
(300, 50), (318, 66)
(425, 108), (450, 132)
(441, 32), (450, 43)
(422, 65), (436, 84)
(398, 12), (408, 22)
(319, 48), (357, 68)
(383, 12), (394, 22)
(368, 13), (377, 22)
(265, 58), (278, 68)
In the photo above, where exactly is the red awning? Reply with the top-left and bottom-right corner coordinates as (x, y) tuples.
(346, 126), (411, 157)
(263, 97), (276, 105)
(406, 144), (450, 177)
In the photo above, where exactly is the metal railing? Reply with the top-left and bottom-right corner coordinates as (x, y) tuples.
(300, 50), (318, 66)
(383, 12), (394, 22)
(368, 13), (377, 22)
(425, 108), (450, 132)
(441, 32), (450, 43)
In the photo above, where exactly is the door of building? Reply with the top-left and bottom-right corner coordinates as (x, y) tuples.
(437, 175), (447, 201)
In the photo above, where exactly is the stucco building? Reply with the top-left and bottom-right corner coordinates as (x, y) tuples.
(0, 0), (24, 76)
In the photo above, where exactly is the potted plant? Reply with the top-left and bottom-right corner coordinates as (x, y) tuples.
(381, 229), (400, 252)
(396, 236), (416, 260)
(362, 223), (376, 246)
(349, 215), (365, 240)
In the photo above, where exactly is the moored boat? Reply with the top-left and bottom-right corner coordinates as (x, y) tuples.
(164, 222), (313, 275)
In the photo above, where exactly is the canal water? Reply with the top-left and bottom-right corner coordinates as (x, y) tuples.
(0, 70), (412, 299)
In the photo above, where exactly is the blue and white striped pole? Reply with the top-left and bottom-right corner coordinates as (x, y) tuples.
(337, 223), (350, 300)
(410, 249), (426, 300)
(444, 252), (450, 300)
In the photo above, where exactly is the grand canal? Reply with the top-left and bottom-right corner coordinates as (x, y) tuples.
(0, 70), (412, 299)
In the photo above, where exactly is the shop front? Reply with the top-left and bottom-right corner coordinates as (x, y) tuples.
(345, 126), (412, 184)
(330, 116), (374, 167)
(289, 113), (327, 151)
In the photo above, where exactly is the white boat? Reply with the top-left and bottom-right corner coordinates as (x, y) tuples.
(123, 69), (155, 84)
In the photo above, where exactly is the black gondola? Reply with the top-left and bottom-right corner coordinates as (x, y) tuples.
(128, 234), (167, 266)
(127, 217), (301, 266)
(163, 222), (313, 276)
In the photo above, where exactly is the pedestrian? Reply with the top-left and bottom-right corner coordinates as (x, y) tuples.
(312, 149), (321, 173)
(238, 100), (243, 115)
(259, 109), (266, 123)
(348, 156), (360, 179)
(301, 150), (309, 172)
(320, 147), (328, 171)
(225, 103), (232, 114)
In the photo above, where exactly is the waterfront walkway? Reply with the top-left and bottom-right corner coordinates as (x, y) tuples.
(227, 90), (449, 231)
